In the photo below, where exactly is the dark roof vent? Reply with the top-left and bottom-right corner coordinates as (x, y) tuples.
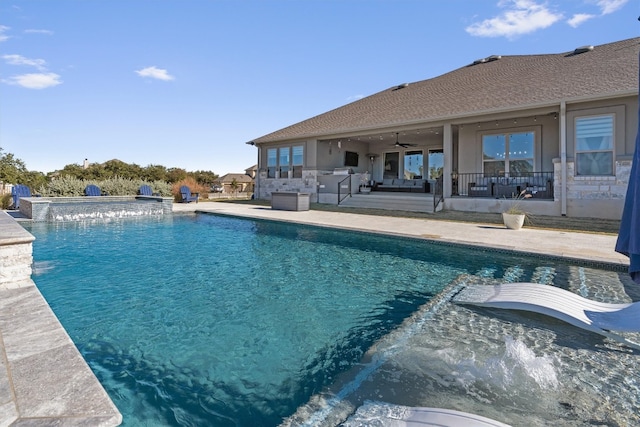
(573, 45), (594, 55)
(392, 83), (409, 91)
(471, 55), (501, 66)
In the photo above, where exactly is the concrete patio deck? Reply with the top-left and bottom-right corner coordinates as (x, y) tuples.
(173, 202), (629, 267)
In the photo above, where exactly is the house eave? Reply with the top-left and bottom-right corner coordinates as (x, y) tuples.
(250, 89), (637, 145)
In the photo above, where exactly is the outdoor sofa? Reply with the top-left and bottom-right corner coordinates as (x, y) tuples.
(373, 178), (430, 193)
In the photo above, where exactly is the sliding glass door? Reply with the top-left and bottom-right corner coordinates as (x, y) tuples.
(404, 150), (424, 179)
(383, 152), (399, 180)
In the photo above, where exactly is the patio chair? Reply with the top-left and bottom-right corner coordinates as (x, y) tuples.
(84, 184), (105, 196)
(11, 184), (32, 209)
(138, 185), (159, 196)
(180, 185), (199, 203)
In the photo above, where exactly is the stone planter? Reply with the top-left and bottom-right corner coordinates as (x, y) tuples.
(360, 186), (371, 194)
(502, 212), (526, 230)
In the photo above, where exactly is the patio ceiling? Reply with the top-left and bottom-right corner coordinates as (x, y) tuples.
(320, 126), (447, 148)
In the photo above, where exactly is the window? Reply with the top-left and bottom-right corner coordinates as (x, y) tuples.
(482, 131), (534, 176)
(428, 149), (444, 179)
(267, 148), (277, 178)
(403, 150), (423, 179)
(266, 145), (304, 178)
(575, 115), (614, 176)
(279, 147), (290, 177)
(292, 146), (304, 178)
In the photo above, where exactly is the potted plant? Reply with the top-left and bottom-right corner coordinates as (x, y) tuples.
(502, 190), (532, 230)
(360, 172), (371, 194)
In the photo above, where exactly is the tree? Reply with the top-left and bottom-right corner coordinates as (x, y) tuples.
(190, 170), (219, 186)
(143, 164), (168, 182)
(230, 178), (239, 196)
(0, 147), (31, 185)
(166, 167), (187, 183)
(58, 163), (88, 179)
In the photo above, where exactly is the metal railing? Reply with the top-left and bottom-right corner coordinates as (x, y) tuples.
(337, 175), (351, 205)
(433, 175), (444, 212)
(454, 171), (554, 199)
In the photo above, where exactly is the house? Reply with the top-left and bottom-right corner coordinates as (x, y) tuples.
(218, 173), (254, 193)
(246, 37), (639, 219)
(245, 164), (257, 180)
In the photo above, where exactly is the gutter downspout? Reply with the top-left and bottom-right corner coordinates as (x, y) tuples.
(246, 141), (259, 199)
(560, 101), (567, 216)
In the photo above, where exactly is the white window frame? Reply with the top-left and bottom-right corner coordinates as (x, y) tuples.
(575, 114), (614, 176)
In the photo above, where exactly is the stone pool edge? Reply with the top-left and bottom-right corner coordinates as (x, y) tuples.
(0, 211), (122, 426)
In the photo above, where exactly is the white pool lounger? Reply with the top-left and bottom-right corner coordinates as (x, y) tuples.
(453, 282), (640, 350)
(345, 401), (512, 426)
(386, 407), (512, 427)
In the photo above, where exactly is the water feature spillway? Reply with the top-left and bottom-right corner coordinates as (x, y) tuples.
(19, 196), (173, 221)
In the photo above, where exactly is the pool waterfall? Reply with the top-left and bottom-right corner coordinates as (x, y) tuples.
(18, 195), (173, 221)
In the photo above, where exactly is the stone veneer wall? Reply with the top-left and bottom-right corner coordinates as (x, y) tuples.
(257, 169), (319, 199)
(0, 211), (34, 286)
(553, 158), (629, 219)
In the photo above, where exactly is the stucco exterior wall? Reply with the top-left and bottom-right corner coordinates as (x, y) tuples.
(457, 114), (558, 174)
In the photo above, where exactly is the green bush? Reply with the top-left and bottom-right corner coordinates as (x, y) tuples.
(36, 176), (173, 197)
(1, 193), (12, 209)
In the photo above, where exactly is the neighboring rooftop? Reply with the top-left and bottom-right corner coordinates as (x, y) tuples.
(219, 173), (254, 183)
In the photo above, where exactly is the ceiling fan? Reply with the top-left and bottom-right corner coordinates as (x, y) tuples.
(392, 132), (416, 148)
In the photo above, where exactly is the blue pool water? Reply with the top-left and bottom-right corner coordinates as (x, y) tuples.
(23, 214), (640, 426)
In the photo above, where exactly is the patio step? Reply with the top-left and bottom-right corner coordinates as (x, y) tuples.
(338, 192), (436, 213)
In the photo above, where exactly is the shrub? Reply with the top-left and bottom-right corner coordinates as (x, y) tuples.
(36, 176), (173, 197)
(172, 177), (209, 202)
(1, 193), (12, 209)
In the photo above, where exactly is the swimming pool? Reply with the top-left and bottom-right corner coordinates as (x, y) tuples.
(24, 214), (640, 426)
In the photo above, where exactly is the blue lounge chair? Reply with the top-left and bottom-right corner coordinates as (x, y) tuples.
(138, 185), (159, 196)
(179, 185), (199, 203)
(11, 184), (32, 209)
(84, 184), (104, 196)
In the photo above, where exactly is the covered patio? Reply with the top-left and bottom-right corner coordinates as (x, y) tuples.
(248, 38), (639, 220)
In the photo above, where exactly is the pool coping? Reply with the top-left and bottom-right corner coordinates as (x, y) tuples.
(176, 202), (629, 270)
(0, 211), (122, 426)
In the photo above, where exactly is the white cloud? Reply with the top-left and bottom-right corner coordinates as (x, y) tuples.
(596, 0), (628, 15)
(466, 0), (563, 38)
(3, 54), (47, 71)
(567, 13), (595, 27)
(565, 0), (627, 28)
(4, 73), (62, 89)
(0, 25), (10, 42)
(135, 66), (174, 81)
(24, 29), (54, 35)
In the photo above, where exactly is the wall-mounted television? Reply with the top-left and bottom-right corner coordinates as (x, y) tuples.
(344, 151), (359, 167)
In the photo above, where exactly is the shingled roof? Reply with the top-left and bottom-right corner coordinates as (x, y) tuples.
(251, 37), (639, 144)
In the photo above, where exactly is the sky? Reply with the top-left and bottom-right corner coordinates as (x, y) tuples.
(0, 0), (638, 176)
